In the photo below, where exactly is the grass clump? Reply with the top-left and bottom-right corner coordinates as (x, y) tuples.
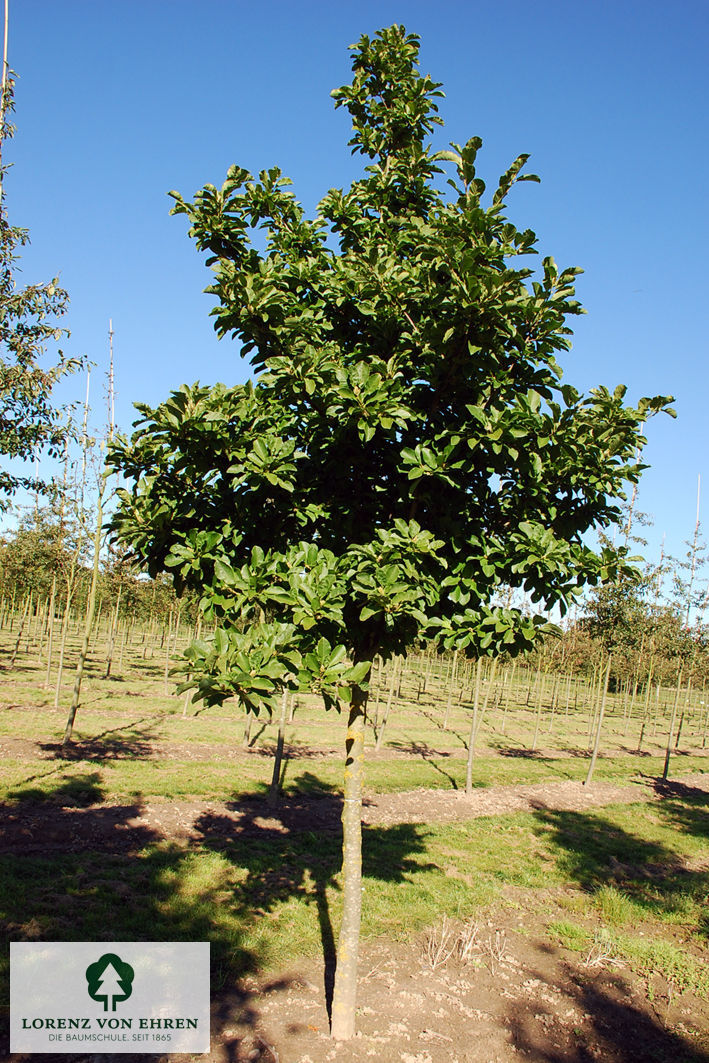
(594, 884), (640, 926)
(548, 920), (591, 952)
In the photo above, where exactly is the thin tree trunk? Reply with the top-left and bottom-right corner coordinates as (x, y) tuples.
(43, 577), (57, 688)
(587, 659), (605, 747)
(330, 680), (368, 1041)
(442, 650), (458, 729)
(104, 585), (122, 678)
(35, 594), (50, 662)
(267, 689), (289, 807)
(637, 658), (654, 753)
(374, 657), (397, 752)
(62, 469), (106, 748)
(465, 658), (484, 795)
(118, 619), (127, 671)
(243, 707), (253, 748)
(652, 682), (662, 738)
(370, 656), (382, 726)
(163, 610), (173, 695)
(584, 656), (612, 786)
(10, 593), (31, 665)
(54, 588), (74, 708)
(547, 670), (560, 733)
(531, 669), (546, 752)
(663, 666), (684, 781)
(469, 657), (498, 777)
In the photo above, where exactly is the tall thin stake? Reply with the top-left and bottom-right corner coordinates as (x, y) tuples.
(584, 656), (611, 787)
(684, 475), (701, 628)
(662, 665), (685, 782)
(0, 0), (10, 205)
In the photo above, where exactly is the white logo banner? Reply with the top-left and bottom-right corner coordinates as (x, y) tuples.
(11, 941), (210, 1053)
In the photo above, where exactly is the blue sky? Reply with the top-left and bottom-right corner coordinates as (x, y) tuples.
(6, 0), (709, 566)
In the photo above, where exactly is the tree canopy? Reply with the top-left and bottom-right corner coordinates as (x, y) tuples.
(110, 26), (671, 696)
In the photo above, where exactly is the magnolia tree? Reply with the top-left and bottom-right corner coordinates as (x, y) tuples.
(109, 26), (672, 1039)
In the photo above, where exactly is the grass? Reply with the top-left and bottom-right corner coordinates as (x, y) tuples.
(594, 884), (641, 925)
(618, 935), (709, 995)
(548, 920), (592, 952)
(2, 795), (707, 995)
(0, 751), (678, 806)
(548, 919), (709, 998)
(1, 746), (688, 808)
(2, 621), (709, 1029)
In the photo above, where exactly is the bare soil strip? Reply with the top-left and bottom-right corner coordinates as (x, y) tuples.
(3, 774), (707, 855)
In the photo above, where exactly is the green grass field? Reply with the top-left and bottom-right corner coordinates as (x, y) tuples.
(2, 619), (709, 1050)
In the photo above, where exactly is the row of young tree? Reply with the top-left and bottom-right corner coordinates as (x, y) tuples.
(3, 505), (709, 685)
(0, 504), (198, 624)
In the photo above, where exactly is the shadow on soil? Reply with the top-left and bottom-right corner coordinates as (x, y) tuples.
(38, 715), (166, 762)
(505, 962), (709, 1062)
(0, 771), (428, 1062)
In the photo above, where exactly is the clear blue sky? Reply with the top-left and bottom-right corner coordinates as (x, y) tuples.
(7, 0), (709, 565)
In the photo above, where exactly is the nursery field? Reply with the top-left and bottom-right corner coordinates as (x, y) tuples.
(2, 622), (709, 1063)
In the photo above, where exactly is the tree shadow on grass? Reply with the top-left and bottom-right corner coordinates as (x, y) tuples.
(38, 715), (166, 762)
(387, 739), (459, 789)
(246, 743), (338, 760)
(497, 747), (560, 760)
(553, 744), (595, 758)
(414, 708), (469, 750)
(5, 770), (107, 807)
(528, 789), (709, 932)
(196, 771), (430, 1022)
(0, 771), (429, 1059)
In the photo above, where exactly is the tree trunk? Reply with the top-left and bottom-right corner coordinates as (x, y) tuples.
(663, 666), (684, 781)
(10, 593), (31, 666)
(442, 649), (458, 729)
(330, 682), (368, 1040)
(374, 657), (397, 753)
(62, 469), (106, 748)
(465, 658), (484, 795)
(104, 585), (122, 678)
(501, 661), (516, 734)
(267, 689), (289, 807)
(243, 707), (253, 748)
(584, 656), (611, 786)
(43, 577), (57, 688)
(54, 588), (73, 708)
(163, 609), (173, 695)
(531, 669), (546, 752)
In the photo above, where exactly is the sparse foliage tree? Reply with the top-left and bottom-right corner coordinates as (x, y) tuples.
(0, 67), (79, 509)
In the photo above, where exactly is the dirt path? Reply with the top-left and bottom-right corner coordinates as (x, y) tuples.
(3, 773), (707, 854)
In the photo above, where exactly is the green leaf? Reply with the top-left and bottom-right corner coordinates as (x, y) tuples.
(214, 559), (237, 586)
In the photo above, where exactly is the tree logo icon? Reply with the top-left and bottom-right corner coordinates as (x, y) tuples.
(85, 953), (135, 1011)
